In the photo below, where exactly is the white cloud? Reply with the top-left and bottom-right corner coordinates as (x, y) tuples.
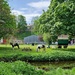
(10, 0), (51, 24)
(11, 10), (24, 16)
(11, 10), (41, 24)
(28, 0), (50, 9)
(24, 14), (41, 24)
(20, 8), (28, 11)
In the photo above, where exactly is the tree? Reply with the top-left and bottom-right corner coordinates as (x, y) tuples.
(33, 0), (75, 40)
(17, 15), (27, 33)
(0, 0), (16, 38)
(53, 1), (75, 36)
(33, 10), (48, 35)
(31, 16), (39, 25)
(43, 33), (52, 45)
(43, 33), (57, 45)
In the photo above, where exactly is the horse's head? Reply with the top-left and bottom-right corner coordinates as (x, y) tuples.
(10, 42), (13, 45)
(42, 45), (45, 48)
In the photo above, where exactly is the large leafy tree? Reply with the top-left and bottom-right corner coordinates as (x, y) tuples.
(0, 0), (16, 38)
(33, 0), (75, 41)
(17, 15), (27, 33)
(53, 0), (75, 36)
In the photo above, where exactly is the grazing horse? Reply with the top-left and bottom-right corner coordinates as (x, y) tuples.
(36, 44), (46, 52)
(10, 42), (20, 49)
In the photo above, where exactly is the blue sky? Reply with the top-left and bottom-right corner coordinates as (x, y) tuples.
(8, 0), (51, 24)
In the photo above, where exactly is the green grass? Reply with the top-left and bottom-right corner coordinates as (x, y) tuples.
(0, 44), (75, 62)
(0, 44), (75, 75)
(45, 67), (75, 75)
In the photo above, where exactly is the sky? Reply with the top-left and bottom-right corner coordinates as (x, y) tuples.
(8, 0), (51, 24)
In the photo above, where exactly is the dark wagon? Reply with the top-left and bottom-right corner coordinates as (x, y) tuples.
(58, 35), (69, 48)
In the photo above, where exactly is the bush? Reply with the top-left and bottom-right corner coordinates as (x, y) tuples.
(0, 61), (44, 75)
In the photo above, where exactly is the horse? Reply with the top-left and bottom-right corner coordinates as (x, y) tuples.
(36, 44), (46, 52)
(10, 42), (20, 49)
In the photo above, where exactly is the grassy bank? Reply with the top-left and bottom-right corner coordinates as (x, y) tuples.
(0, 61), (44, 75)
(45, 67), (75, 75)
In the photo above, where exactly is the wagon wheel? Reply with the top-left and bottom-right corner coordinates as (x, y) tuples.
(63, 45), (68, 48)
(58, 45), (62, 48)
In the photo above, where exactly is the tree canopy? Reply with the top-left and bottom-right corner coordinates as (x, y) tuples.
(0, 0), (16, 38)
(33, 0), (75, 40)
(17, 15), (27, 33)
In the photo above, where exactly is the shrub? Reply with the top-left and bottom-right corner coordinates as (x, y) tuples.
(0, 61), (44, 75)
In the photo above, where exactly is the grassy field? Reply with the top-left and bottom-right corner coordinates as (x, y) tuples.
(0, 44), (75, 62)
(0, 44), (75, 75)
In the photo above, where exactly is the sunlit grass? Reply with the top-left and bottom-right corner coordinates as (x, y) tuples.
(0, 44), (75, 62)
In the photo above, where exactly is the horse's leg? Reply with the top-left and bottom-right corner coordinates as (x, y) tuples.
(43, 47), (46, 51)
(42, 45), (46, 51)
(17, 45), (20, 49)
(11, 45), (14, 50)
(36, 47), (40, 52)
(12, 46), (14, 50)
(43, 48), (45, 51)
(36, 48), (39, 52)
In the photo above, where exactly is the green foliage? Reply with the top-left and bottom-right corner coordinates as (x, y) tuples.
(0, 60), (75, 75)
(45, 67), (75, 75)
(54, 1), (75, 36)
(33, 0), (75, 39)
(17, 15), (27, 33)
(15, 31), (32, 39)
(43, 33), (52, 45)
(0, 0), (16, 38)
(43, 33), (57, 44)
(0, 61), (44, 75)
(32, 19), (40, 34)
(31, 16), (39, 25)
